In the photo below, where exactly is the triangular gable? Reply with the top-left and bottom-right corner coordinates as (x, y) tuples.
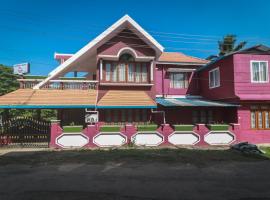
(34, 15), (164, 89)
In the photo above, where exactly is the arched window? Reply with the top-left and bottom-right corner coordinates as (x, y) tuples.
(119, 53), (135, 62)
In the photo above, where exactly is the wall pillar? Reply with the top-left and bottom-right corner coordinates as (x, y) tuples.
(49, 120), (63, 148)
(158, 124), (174, 146)
(122, 124), (137, 145)
(83, 124), (99, 148)
(194, 124), (209, 146)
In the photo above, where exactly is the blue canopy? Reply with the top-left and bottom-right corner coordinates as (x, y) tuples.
(156, 97), (239, 107)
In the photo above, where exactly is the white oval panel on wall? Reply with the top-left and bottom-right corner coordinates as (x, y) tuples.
(56, 133), (89, 148)
(132, 132), (164, 146)
(94, 133), (126, 147)
(204, 131), (235, 145)
(168, 132), (199, 145)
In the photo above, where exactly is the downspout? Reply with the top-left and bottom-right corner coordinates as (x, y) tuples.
(151, 109), (166, 124)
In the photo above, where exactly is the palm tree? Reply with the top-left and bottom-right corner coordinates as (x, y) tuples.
(218, 34), (247, 56)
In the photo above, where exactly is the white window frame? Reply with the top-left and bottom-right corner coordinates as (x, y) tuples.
(209, 67), (220, 89)
(169, 72), (188, 89)
(250, 60), (269, 83)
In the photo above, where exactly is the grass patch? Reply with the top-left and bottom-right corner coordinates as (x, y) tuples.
(137, 124), (158, 132)
(0, 148), (267, 166)
(100, 126), (121, 132)
(174, 125), (194, 131)
(63, 126), (83, 133)
(207, 124), (229, 131)
(260, 147), (270, 158)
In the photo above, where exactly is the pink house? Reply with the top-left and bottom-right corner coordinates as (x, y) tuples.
(0, 15), (269, 147)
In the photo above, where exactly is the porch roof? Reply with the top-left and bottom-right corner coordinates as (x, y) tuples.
(156, 97), (239, 107)
(0, 89), (97, 109)
(97, 90), (157, 109)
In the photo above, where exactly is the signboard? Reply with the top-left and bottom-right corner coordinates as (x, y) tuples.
(85, 113), (98, 123)
(13, 63), (30, 75)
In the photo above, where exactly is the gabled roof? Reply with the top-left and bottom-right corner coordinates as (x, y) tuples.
(197, 44), (270, 72)
(157, 52), (208, 65)
(34, 15), (164, 89)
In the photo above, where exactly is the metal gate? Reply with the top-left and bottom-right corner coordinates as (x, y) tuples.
(0, 117), (51, 148)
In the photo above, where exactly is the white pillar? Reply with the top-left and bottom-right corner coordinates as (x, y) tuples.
(100, 59), (103, 80)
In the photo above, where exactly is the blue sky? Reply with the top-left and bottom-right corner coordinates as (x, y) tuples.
(1, 0), (270, 75)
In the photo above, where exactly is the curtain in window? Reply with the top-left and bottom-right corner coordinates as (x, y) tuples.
(135, 64), (141, 82)
(258, 111), (263, 129)
(252, 62), (260, 82)
(105, 63), (111, 81)
(119, 63), (126, 81)
(209, 71), (215, 87)
(251, 111), (256, 129)
(260, 62), (267, 81)
(111, 64), (117, 82)
(214, 70), (220, 86)
(141, 64), (147, 82)
(265, 112), (269, 129)
(128, 64), (134, 82)
(170, 73), (187, 88)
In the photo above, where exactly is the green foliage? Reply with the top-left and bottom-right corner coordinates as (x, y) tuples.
(137, 124), (158, 131)
(207, 124), (229, 131)
(100, 126), (121, 132)
(0, 64), (19, 96)
(63, 126), (83, 133)
(40, 109), (57, 121)
(174, 124), (194, 131)
(218, 34), (247, 56)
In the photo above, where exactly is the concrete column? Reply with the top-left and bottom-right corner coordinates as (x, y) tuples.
(49, 120), (62, 148)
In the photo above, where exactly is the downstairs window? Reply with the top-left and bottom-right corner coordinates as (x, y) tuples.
(251, 106), (270, 129)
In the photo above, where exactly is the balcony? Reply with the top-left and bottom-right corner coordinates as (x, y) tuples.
(18, 79), (98, 90)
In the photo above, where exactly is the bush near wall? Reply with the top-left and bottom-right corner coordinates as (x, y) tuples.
(174, 124), (194, 131)
(100, 125), (122, 132)
(207, 124), (229, 131)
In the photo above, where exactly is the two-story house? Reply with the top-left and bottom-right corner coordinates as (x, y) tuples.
(0, 15), (269, 146)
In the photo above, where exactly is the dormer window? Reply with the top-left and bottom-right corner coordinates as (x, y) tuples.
(119, 53), (135, 62)
(251, 61), (269, 83)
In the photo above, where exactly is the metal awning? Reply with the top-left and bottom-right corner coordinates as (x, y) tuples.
(156, 97), (239, 107)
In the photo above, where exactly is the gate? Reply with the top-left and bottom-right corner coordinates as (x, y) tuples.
(0, 117), (51, 148)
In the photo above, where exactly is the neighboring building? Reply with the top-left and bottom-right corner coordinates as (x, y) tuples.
(0, 15), (269, 145)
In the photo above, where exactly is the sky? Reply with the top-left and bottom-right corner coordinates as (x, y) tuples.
(0, 0), (270, 75)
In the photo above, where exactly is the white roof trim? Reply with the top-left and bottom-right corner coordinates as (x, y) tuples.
(34, 15), (164, 89)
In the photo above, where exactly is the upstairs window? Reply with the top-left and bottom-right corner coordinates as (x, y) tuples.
(104, 61), (148, 83)
(251, 61), (268, 83)
(169, 72), (188, 88)
(209, 67), (220, 88)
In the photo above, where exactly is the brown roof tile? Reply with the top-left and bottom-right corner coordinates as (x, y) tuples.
(0, 89), (97, 106)
(98, 90), (156, 107)
(158, 52), (208, 64)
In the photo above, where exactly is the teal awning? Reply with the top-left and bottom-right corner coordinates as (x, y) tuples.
(156, 97), (239, 107)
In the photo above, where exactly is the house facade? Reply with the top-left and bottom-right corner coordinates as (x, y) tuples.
(0, 15), (270, 147)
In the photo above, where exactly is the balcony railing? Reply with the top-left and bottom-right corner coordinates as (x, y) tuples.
(18, 79), (98, 90)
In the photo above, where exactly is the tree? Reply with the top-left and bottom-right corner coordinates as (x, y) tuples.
(0, 64), (19, 95)
(218, 34), (247, 56)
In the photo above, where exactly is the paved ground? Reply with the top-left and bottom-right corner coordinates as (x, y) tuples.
(0, 148), (270, 200)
